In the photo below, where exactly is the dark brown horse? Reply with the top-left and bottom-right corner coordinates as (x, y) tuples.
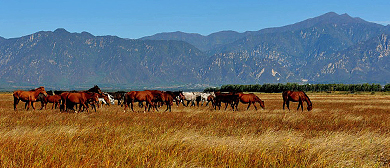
(13, 86), (48, 110)
(238, 93), (265, 110)
(64, 92), (99, 113)
(108, 91), (127, 105)
(214, 92), (240, 111)
(88, 85), (103, 95)
(123, 91), (156, 112)
(43, 95), (62, 109)
(282, 91), (312, 111)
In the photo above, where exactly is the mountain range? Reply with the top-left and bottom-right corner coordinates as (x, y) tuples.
(1, 12), (390, 90)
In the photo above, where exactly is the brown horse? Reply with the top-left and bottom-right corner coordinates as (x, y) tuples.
(206, 95), (215, 108)
(161, 92), (174, 112)
(238, 93), (265, 110)
(282, 91), (312, 111)
(43, 95), (62, 109)
(13, 86), (48, 110)
(214, 92), (240, 111)
(123, 91), (156, 112)
(64, 92), (99, 113)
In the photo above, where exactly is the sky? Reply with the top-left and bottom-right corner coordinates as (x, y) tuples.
(1, 0), (390, 39)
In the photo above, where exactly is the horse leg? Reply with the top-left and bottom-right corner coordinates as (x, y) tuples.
(14, 98), (20, 111)
(297, 101), (302, 111)
(83, 103), (88, 113)
(286, 101), (290, 110)
(247, 103), (251, 110)
(26, 101), (31, 110)
(224, 102), (229, 110)
(39, 101), (44, 110)
(131, 101), (135, 112)
(254, 102), (258, 110)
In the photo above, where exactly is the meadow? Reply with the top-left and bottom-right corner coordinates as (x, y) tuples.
(0, 92), (389, 167)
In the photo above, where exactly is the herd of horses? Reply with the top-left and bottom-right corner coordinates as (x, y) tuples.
(12, 86), (313, 112)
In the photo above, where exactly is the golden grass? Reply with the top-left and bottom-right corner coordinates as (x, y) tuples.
(0, 93), (390, 167)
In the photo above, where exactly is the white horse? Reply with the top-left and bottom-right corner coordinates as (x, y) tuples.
(106, 93), (115, 105)
(181, 92), (199, 107)
(98, 93), (115, 108)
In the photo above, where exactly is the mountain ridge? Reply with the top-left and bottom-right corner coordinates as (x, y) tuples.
(1, 12), (390, 90)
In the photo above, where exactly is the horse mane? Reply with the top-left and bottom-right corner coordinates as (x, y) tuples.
(302, 91), (312, 105)
(30, 86), (45, 91)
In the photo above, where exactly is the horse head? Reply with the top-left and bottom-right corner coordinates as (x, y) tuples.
(260, 100), (265, 109)
(88, 85), (103, 95)
(307, 105), (312, 111)
(36, 86), (48, 97)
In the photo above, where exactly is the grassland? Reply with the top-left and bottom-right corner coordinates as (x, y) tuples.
(0, 93), (389, 167)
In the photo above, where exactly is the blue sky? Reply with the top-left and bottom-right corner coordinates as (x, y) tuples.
(1, 0), (389, 39)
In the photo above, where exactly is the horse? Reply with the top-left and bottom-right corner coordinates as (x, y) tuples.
(87, 85), (103, 95)
(42, 95), (62, 109)
(123, 91), (156, 112)
(108, 91), (127, 105)
(23, 93), (45, 110)
(200, 92), (215, 106)
(97, 93), (111, 108)
(214, 92), (240, 111)
(165, 91), (183, 106)
(13, 86), (48, 110)
(63, 92), (99, 113)
(282, 91), (312, 111)
(206, 95), (215, 108)
(238, 93), (265, 110)
(181, 92), (199, 107)
(161, 92), (174, 112)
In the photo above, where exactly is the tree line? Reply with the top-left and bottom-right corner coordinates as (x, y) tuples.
(204, 83), (390, 93)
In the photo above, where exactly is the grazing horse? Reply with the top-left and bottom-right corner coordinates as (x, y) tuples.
(64, 92), (99, 113)
(43, 95), (62, 109)
(13, 86), (48, 110)
(123, 91), (156, 112)
(238, 93), (265, 110)
(282, 91), (312, 111)
(214, 92), (240, 111)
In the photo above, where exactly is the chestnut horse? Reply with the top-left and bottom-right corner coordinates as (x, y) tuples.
(123, 91), (156, 112)
(43, 95), (62, 109)
(282, 91), (312, 111)
(64, 92), (99, 113)
(238, 93), (265, 110)
(13, 86), (48, 110)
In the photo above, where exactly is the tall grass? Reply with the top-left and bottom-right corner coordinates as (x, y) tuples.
(0, 93), (389, 167)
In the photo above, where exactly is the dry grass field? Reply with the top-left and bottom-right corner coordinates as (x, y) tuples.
(0, 92), (390, 167)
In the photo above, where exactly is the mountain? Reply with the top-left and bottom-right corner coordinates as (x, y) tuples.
(140, 30), (245, 51)
(0, 28), (206, 90)
(311, 34), (390, 83)
(1, 12), (390, 90)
